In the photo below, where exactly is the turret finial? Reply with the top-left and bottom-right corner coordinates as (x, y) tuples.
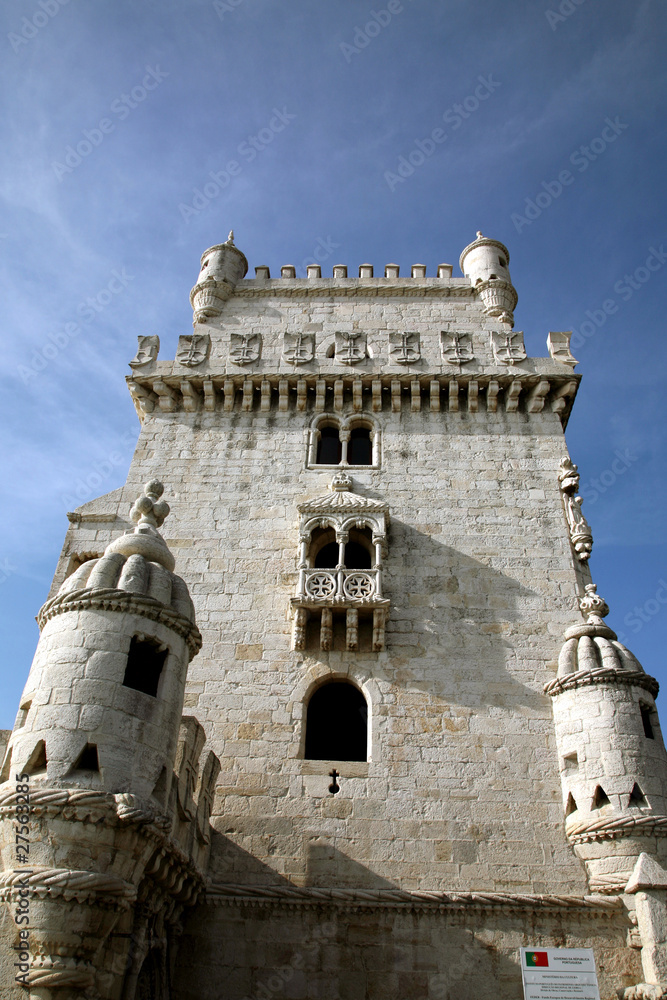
(104, 480), (175, 570)
(226, 230), (235, 245)
(476, 230), (483, 239)
(130, 480), (170, 532)
(579, 584), (610, 625)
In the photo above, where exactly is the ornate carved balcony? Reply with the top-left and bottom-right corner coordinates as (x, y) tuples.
(290, 474), (390, 652)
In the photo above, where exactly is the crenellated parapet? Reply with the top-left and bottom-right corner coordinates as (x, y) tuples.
(126, 231), (581, 428)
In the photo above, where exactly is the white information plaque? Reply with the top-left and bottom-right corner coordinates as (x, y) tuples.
(520, 948), (601, 1000)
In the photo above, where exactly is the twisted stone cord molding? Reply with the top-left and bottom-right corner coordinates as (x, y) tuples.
(567, 813), (667, 844)
(545, 667), (659, 698)
(588, 872), (634, 894)
(0, 788), (168, 830)
(206, 883), (623, 914)
(0, 866), (136, 900)
(37, 587), (202, 656)
(24, 965), (94, 989)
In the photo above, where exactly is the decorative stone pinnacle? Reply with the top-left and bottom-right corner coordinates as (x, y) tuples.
(476, 230), (483, 239)
(331, 472), (353, 492)
(130, 480), (170, 532)
(226, 230), (235, 245)
(579, 584), (609, 625)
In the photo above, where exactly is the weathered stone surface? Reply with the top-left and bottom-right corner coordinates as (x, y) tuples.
(2, 233), (666, 1000)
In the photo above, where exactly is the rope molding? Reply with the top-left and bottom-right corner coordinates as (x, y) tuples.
(567, 813), (667, 844)
(37, 586), (202, 656)
(545, 667), (659, 698)
(0, 866), (136, 905)
(205, 882), (623, 915)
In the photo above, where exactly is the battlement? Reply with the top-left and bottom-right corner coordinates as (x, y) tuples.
(248, 262), (456, 282)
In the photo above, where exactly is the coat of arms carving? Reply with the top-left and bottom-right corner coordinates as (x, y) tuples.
(176, 334), (210, 367)
(335, 331), (367, 364)
(491, 330), (527, 365)
(389, 331), (420, 364)
(283, 332), (315, 364)
(440, 331), (473, 364)
(129, 335), (159, 368)
(229, 332), (261, 365)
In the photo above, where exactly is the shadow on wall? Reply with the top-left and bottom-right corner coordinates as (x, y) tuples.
(172, 903), (592, 1000)
(305, 839), (397, 889)
(301, 519), (550, 713)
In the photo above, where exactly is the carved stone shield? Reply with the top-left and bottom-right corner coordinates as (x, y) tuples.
(440, 331), (473, 364)
(335, 331), (367, 364)
(389, 331), (420, 364)
(230, 332), (261, 365)
(491, 330), (526, 365)
(129, 335), (159, 368)
(176, 334), (210, 367)
(283, 332), (315, 364)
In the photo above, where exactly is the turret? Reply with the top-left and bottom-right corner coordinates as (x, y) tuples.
(189, 230), (248, 323)
(0, 482), (218, 1000)
(1, 481), (200, 803)
(459, 231), (518, 326)
(546, 584), (667, 894)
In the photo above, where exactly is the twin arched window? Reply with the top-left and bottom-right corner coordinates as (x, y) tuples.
(308, 417), (378, 469)
(305, 681), (368, 762)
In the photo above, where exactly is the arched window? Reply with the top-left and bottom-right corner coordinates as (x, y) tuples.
(307, 417), (380, 470)
(348, 427), (372, 466)
(316, 426), (342, 465)
(305, 682), (368, 762)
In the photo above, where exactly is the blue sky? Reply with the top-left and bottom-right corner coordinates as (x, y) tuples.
(1, 0), (666, 728)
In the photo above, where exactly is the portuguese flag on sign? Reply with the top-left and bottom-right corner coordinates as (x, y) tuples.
(525, 951), (549, 967)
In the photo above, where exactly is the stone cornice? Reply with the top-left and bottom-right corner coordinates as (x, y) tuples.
(545, 667), (659, 699)
(205, 882), (622, 916)
(127, 371), (580, 428)
(37, 586), (202, 657)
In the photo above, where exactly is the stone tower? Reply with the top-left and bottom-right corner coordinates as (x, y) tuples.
(1, 230), (666, 1000)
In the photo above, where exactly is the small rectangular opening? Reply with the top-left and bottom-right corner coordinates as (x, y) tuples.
(123, 637), (167, 697)
(641, 705), (655, 740)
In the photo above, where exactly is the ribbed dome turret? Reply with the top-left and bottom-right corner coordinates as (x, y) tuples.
(555, 584), (647, 683)
(52, 480), (195, 624)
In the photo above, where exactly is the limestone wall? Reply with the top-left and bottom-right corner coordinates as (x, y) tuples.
(173, 898), (641, 1000)
(53, 397), (590, 893)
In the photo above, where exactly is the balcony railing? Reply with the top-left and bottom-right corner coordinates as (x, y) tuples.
(297, 567), (382, 603)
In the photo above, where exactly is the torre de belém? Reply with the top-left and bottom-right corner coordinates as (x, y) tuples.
(2, 232), (667, 1000)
